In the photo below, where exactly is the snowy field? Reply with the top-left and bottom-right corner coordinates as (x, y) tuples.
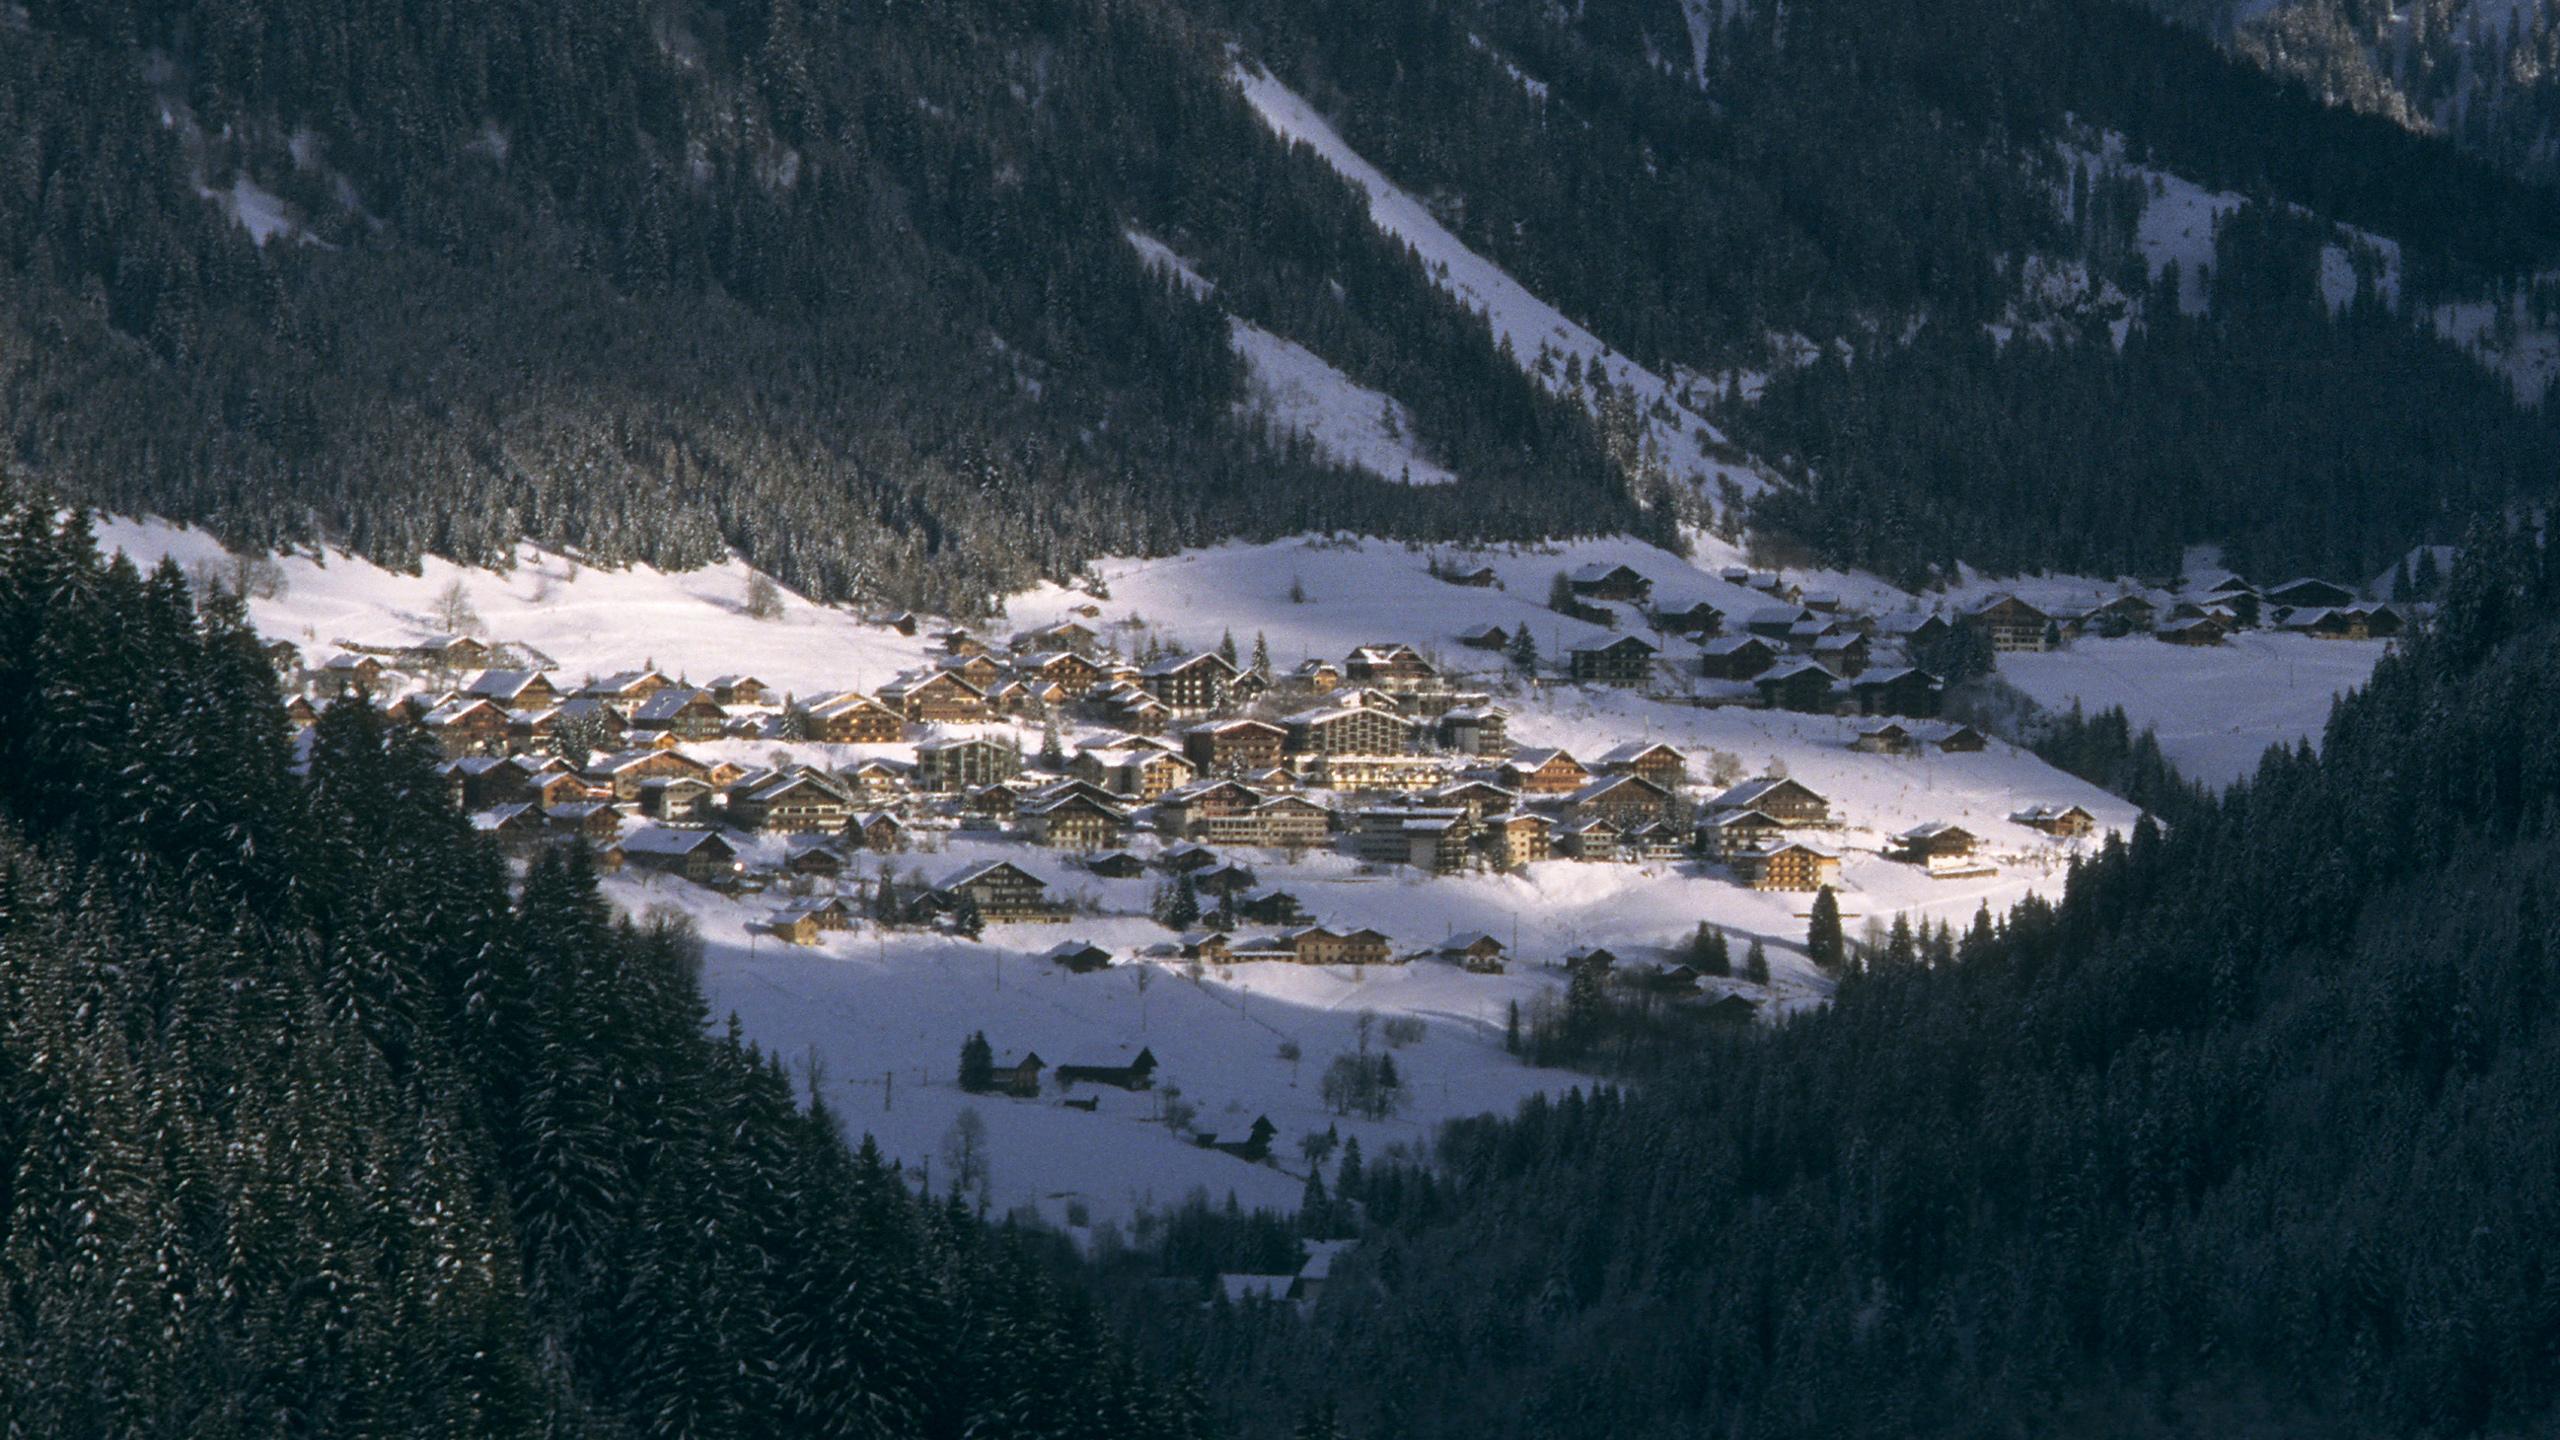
(1999, 631), (2384, 787)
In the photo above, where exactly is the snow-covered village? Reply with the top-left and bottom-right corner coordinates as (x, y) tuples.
(104, 514), (2406, 1231)
(20, 0), (2560, 1428)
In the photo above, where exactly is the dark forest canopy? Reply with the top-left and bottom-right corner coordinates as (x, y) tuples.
(0, 0), (2554, 603)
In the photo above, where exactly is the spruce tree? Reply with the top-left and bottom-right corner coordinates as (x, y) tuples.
(1744, 936), (1771, 985)
(959, 1031), (996, 1094)
(1807, 887), (1845, 970)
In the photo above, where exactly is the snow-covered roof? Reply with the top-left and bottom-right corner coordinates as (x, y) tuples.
(621, 826), (730, 857)
(1596, 740), (1681, 764)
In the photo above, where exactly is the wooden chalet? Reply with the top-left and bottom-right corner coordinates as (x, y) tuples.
(583, 670), (677, 707)
(472, 803), (550, 854)
(1810, 632), (1871, 676)
(629, 688), (729, 741)
(1456, 623), (1512, 651)
(1157, 779), (1265, 837)
(1291, 659), (1343, 693)
(1019, 791), (1127, 849)
(1650, 600), (1724, 636)
(545, 800), (622, 844)
(1698, 635), (1779, 681)
(1424, 779), (1520, 821)
(1888, 822), (1979, 864)
(1755, 659), (1840, 713)
(880, 670), (989, 724)
(1735, 840), (1841, 891)
(1595, 740), (1687, 790)
(1478, 810), (1552, 869)
(1043, 940), (1115, 974)
(635, 775), (713, 822)
(1876, 612), (1951, 649)
(1139, 652), (1240, 713)
(848, 811), (907, 853)
(839, 756), (913, 798)
(423, 698), (511, 758)
(2158, 615), (2229, 646)
(1568, 635), (1658, 686)
(1567, 563), (1652, 604)
(2070, 594), (2158, 636)
(2011, 804), (2098, 838)
(1056, 1048), (1159, 1089)
(1082, 850), (1148, 878)
(1851, 667), (1944, 718)
(620, 827), (743, 886)
(1566, 773), (1681, 826)
(1853, 720), (1921, 755)
(1285, 703), (1416, 757)
(1345, 643), (1440, 690)
(988, 1053), (1045, 1098)
(1501, 748), (1590, 796)
(464, 669), (564, 711)
(321, 652), (390, 694)
(1276, 926), (1394, 967)
(1745, 605), (1813, 640)
(784, 839), (849, 878)
(1437, 559), (1500, 587)
(805, 691), (904, 742)
(727, 770), (856, 832)
(1966, 595), (2055, 652)
(1430, 933), (1508, 973)
(1236, 888), (1308, 925)
(703, 675), (770, 707)
(1934, 723), (1988, 753)
(765, 908), (827, 947)
(935, 861), (1054, 920)
(1183, 717), (1288, 776)
(1557, 817), (1623, 862)
(1709, 776), (1831, 825)
(1697, 807), (1784, 858)
(2263, 577), (2356, 610)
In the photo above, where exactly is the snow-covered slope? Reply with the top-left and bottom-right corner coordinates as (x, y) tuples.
(92, 517), (931, 699)
(1128, 230), (1457, 486)
(1234, 66), (1760, 502)
(1229, 320), (1458, 486)
(1999, 631), (2382, 786)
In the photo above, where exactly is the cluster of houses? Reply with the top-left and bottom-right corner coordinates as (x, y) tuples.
(273, 574), (2116, 969)
(1491, 560), (2408, 718)
(1958, 573), (2406, 653)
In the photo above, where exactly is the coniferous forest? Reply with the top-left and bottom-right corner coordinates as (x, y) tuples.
(0, 490), (1203, 1436)
(2, 0), (2558, 602)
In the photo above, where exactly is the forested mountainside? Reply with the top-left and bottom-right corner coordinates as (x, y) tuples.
(0, 0), (1650, 614)
(1126, 523), (2560, 1437)
(1222, 0), (2560, 586)
(2146, 0), (2560, 185)
(0, 490), (1205, 1437)
(2, 0), (2557, 605)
